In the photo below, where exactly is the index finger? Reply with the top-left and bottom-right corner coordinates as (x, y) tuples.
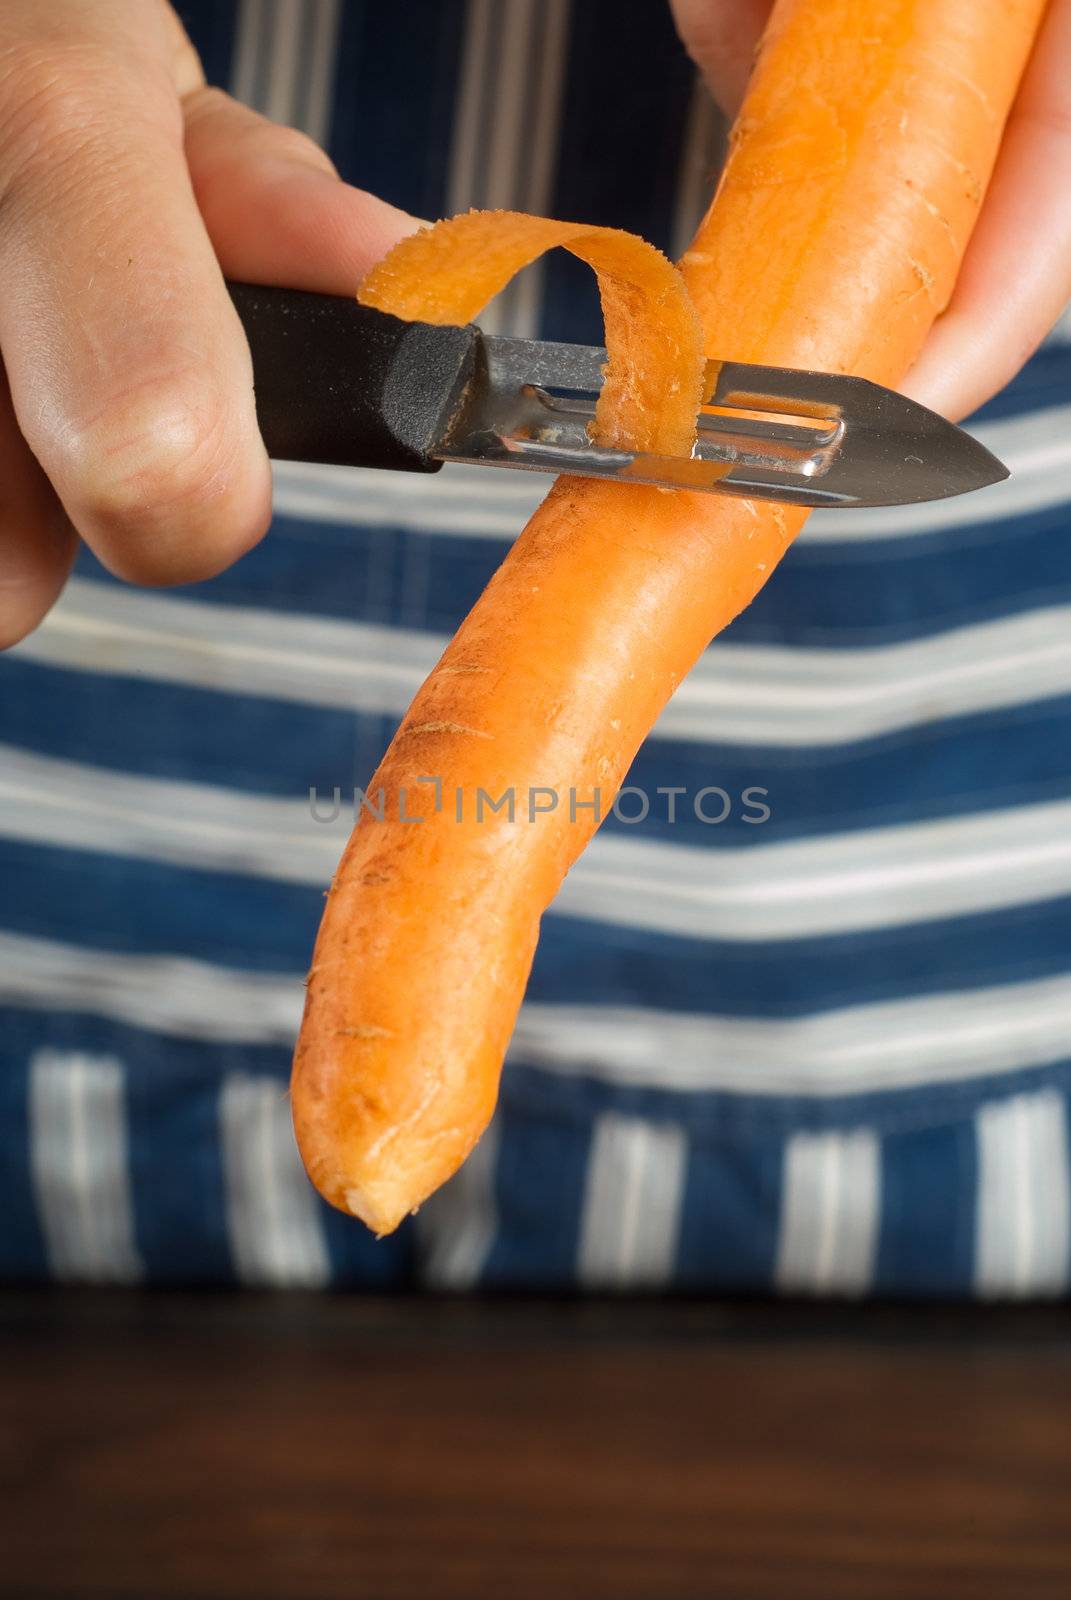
(0, 0), (271, 586)
(899, 0), (1071, 419)
(669, 0), (774, 116)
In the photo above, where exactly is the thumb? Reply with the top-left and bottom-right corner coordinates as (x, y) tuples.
(669, 0), (774, 118)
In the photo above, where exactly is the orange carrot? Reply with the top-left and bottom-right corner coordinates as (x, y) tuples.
(292, 0), (1048, 1235)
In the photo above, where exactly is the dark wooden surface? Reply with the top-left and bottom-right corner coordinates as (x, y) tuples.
(3, 1291), (1071, 1599)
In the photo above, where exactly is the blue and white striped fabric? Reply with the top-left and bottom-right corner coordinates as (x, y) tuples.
(2, 0), (1070, 1296)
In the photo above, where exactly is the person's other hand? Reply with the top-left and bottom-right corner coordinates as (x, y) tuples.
(0, 0), (418, 648)
(670, 0), (1071, 420)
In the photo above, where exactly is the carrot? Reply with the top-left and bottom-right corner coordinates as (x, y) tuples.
(292, 0), (1048, 1235)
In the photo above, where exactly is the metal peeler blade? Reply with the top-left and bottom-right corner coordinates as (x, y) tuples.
(435, 335), (1008, 508)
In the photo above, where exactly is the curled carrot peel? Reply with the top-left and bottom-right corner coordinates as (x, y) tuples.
(358, 209), (706, 456)
(293, 0), (1048, 1236)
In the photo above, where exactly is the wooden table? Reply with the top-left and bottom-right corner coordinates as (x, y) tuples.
(3, 1291), (1071, 1598)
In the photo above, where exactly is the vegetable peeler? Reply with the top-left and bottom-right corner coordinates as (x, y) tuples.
(229, 282), (1007, 510)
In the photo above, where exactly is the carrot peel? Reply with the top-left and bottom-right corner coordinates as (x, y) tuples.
(358, 208), (706, 457)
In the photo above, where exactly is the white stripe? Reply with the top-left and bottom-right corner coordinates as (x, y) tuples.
(219, 1072), (331, 1288)
(5, 934), (305, 1046)
(446, 0), (493, 220)
(276, 457), (551, 533)
(4, 931), (1071, 1098)
(28, 1050), (143, 1283)
(298, 0), (340, 148)
(3, 744), (1070, 941)
(651, 604), (1071, 748)
(231, 0), (338, 139)
(776, 1129), (880, 1294)
(480, 4), (537, 217)
(514, 0), (572, 329)
(256, 404), (1071, 545)
(447, 0), (572, 337)
(264, 0), (303, 125)
(671, 76), (725, 263)
(975, 1090), (1071, 1298)
(16, 576), (1071, 750)
(12, 577), (441, 718)
(448, 0), (520, 335)
(0, 744), (341, 891)
(511, 988), (1071, 1097)
(415, 1118), (500, 1289)
(557, 799), (1071, 942)
(230, 0), (270, 110)
(577, 1113), (686, 1288)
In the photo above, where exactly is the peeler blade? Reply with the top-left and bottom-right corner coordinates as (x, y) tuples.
(435, 335), (1008, 507)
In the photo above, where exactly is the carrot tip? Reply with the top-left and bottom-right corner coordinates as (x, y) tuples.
(344, 1183), (408, 1237)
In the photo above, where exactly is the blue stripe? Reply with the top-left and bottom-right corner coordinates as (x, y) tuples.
(70, 518), (503, 635)
(542, 0), (696, 345)
(6, 662), (1070, 847)
(320, 1188), (416, 1286)
(4, 657), (1070, 854)
(746, 501), (1071, 648)
(0, 658), (378, 799)
(327, 0), (465, 219)
(123, 1022), (236, 1284)
(528, 899), (1071, 1020)
(618, 698), (1071, 848)
(479, 1096), (591, 1287)
(71, 514), (471, 634)
(0, 841), (320, 973)
(69, 485), (1071, 648)
(677, 1131), (783, 1289)
(506, 1056), (1071, 1144)
(5, 836), (1071, 1018)
(0, 1011), (48, 1278)
(875, 1118), (979, 1296)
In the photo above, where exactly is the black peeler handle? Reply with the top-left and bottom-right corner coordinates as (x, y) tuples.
(227, 281), (480, 474)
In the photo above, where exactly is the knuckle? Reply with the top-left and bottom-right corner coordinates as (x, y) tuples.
(0, 42), (105, 186)
(57, 371), (268, 582)
(0, 40), (178, 207)
(264, 122), (336, 174)
(188, 87), (337, 175)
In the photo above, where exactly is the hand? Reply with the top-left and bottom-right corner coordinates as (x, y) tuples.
(0, 0), (418, 648)
(670, 0), (1071, 420)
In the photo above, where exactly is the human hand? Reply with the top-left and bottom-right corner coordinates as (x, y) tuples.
(670, 0), (1071, 420)
(0, 0), (418, 648)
